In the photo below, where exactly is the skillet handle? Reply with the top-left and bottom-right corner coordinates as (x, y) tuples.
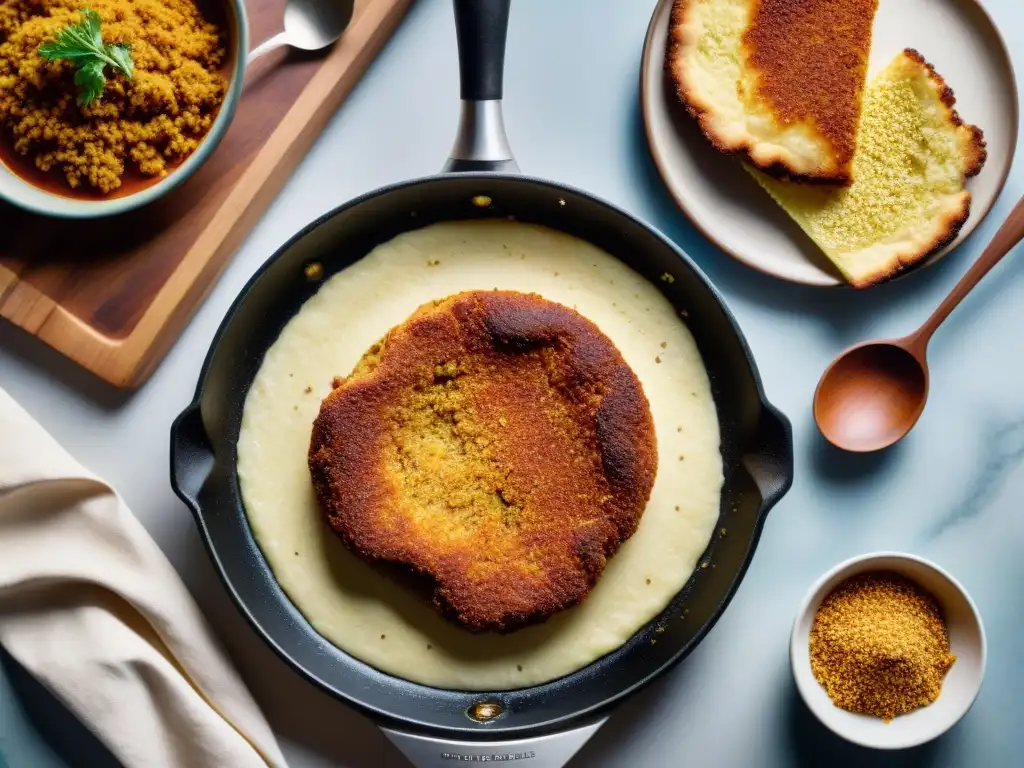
(170, 402), (214, 514)
(743, 402), (794, 512)
(443, 0), (519, 174)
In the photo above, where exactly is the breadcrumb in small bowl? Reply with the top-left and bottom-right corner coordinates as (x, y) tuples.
(790, 552), (985, 750)
(0, 0), (248, 218)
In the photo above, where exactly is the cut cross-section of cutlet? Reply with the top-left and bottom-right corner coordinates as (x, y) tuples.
(749, 49), (986, 288)
(667, 0), (879, 184)
(308, 290), (658, 633)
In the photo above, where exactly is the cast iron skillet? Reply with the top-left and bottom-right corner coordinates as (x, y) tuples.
(170, 0), (794, 754)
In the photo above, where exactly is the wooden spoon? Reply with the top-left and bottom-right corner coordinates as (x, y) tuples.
(815, 195), (1024, 452)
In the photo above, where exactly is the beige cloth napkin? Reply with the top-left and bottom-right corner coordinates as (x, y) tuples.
(0, 386), (288, 768)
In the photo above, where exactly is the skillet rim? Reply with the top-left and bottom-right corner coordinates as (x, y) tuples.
(171, 170), (794, 738)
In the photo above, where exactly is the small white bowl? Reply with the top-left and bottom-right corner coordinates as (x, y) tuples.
(791, 552), (986, 750)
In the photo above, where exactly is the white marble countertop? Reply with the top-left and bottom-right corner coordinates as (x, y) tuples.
(2, 0), (1022, 765)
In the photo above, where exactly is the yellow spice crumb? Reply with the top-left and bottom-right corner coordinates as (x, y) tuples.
(809, 571), (956, 722)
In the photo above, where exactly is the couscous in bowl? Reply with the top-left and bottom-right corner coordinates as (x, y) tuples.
(0, 0), (247, 218)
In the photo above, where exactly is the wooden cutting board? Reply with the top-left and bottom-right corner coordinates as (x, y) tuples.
(0, 0), (413, 388)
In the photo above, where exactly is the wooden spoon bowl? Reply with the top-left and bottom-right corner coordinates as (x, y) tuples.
(815, 195), (1024, 452)
(814, 342), (928, 452)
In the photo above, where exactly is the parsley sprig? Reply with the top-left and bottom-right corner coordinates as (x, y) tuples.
(38, 9), (134, 106)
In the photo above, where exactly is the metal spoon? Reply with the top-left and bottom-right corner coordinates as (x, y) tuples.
(247, 0), (355, 65)
(814, 194), (1024, 453)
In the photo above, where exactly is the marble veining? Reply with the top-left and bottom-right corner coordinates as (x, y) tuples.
(928, 416), (1024, 539)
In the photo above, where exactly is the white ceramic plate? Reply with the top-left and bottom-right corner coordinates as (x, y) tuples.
(641, 0), (1019, 286)
(791, 552), (986, 750)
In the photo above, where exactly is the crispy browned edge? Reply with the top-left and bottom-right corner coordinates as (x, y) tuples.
(665, 0), (866, 185)
(848, 48), (988, 289)
(308, 290), (658, 633)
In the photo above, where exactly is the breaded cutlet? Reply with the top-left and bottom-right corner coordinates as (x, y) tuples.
(750, 49), (987, 288)
(667, 0), (878, 184)
(308, 290), (658, 633)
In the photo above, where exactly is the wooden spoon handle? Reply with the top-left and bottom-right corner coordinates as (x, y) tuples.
(907, 195), (1024, 352)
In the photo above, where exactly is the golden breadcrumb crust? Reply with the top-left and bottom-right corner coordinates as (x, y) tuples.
(666, 0), (878, 184)
(742, 0), (877, 182)
(309, 290), (658, 633)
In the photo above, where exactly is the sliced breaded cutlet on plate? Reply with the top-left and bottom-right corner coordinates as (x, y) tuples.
(750, 49), (987, 289)
(667, 0), (879, 184)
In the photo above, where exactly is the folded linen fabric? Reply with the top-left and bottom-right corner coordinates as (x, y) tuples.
(0, 387), (287, 768)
